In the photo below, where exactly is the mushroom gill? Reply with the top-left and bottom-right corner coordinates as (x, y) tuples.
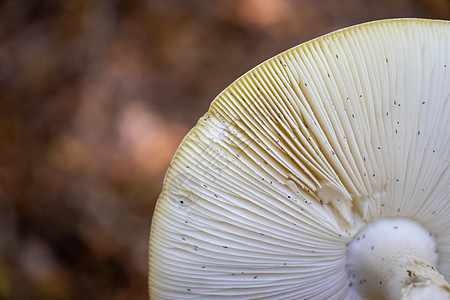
(149, 19), (450, 299)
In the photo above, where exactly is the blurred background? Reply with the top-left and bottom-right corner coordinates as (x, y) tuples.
(0, 0), (448, 299)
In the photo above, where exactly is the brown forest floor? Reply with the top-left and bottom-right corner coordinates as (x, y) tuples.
(0, 0), (448, 299)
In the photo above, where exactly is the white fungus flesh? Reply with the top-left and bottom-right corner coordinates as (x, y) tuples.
(346, 218), (449, 299)
(149, 19), (450, 299)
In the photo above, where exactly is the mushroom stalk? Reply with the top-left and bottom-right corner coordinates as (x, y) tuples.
(401, 259), (450, 299)
(346, 218), (450, 299)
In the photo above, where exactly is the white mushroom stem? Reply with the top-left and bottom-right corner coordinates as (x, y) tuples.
(345, 218), (450, 300)
(401, 260), (450, 300)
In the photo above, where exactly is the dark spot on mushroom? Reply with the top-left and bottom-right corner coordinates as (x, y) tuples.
(187, 288), (191, 291)
(336, 54), (339, 58)
(253, 276), (258, 279)
(371, 246), (374, 250)
(397, 208), (400, 213)
(394, 226), (398, 229)
(380, 281), (382, 284)
(422, 101), (425, 104)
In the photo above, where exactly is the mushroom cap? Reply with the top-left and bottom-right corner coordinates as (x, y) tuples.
(149, 19), (450, 299)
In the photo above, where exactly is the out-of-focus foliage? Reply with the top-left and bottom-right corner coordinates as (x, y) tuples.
(0, 0), (448, 299)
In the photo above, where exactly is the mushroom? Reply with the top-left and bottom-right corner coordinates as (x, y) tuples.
(149, 19), (450, 299)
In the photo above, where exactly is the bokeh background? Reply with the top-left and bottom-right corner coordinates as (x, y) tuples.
(0, 0), (448, 299)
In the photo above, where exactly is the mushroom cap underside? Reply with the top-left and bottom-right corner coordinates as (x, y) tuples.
(149, 19), (450, 299)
